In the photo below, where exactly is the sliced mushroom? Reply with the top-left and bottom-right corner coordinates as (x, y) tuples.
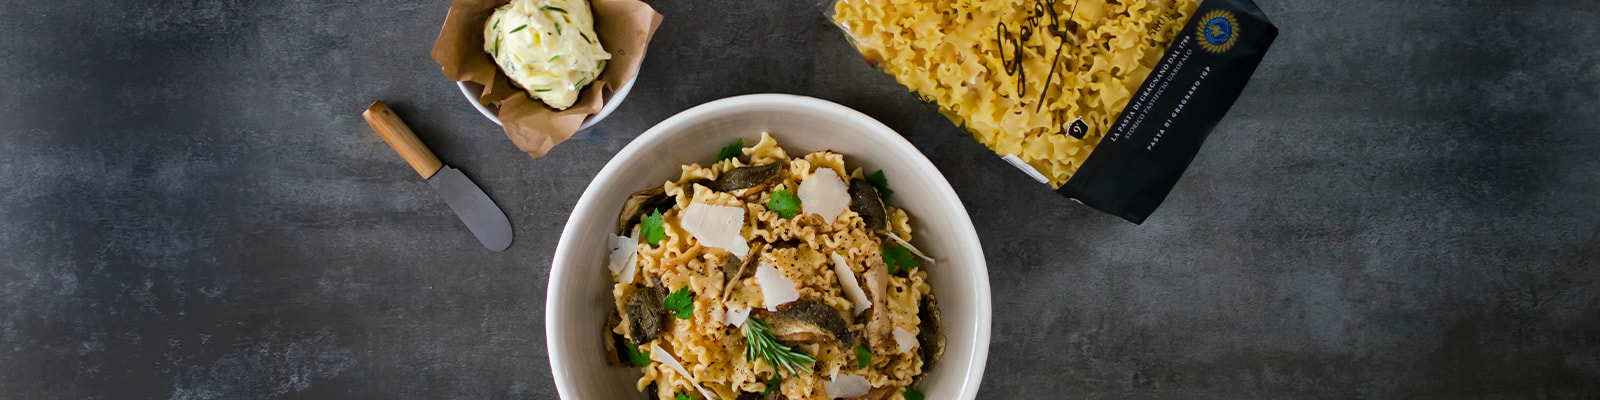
(698, 382), (729, 400)
(721, 256), (742, 288)
(704, 163), (782, 194)
(604, 309), (627, 366)
(721, 242), (765, 302)
(861, 262), (892, 348)
(625, 280), (668, 346)
(619, 188), (675, 235)
(763, 300), (855, 350)
(916, 292), (945, 379)
(735, 391), (777, 400)
(918, 292), (945, 363)
(857, 385), (897, 400)
(848, 179), (887, 231)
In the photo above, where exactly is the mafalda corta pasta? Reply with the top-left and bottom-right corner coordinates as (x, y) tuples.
(836, 0), (1198, 182)
(832, 0), (1277, 223)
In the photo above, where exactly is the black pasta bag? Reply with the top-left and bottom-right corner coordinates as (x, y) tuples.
(829, 0), (1278, 224)
(1058, 0), (1278, 223)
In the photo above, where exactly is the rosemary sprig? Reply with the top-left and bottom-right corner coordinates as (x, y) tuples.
(742, 317), (816, 375)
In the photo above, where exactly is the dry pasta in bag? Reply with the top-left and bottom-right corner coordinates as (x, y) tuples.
(830, 0), (1277, 223)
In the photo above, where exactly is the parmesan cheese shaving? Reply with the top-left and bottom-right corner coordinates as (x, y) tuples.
(607, 233), (639, 284)
(652, 343), (716, 398)
(831, 252), (871, 316)
(754, 262), (799, 311)
(885, 231), (934, 262)
(824, 373), (872, 399)
(696, 385), (720, 400)
(797, 167), (849, 223)
(724, 306), (751, 328)
(681, 202), (750, 258)
(619, 256), (637, 284)
(892, 326), (918, 354)
(650, 343), (693, 380)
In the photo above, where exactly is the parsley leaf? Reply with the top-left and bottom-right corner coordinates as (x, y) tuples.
(640, 209), (666, 247)
(762, 376), (782, 396)
(905, 387), (925, 400)
(768, 189), (801, 219)
(663, 286), (695, 319)
(623, 341), (651, 367)
(866, 170), (893, 200)
(883, 245), (919, 274)
(674, 392), (690, 400)
(715, 138), (744, 162)
(855, 344), (872, 370)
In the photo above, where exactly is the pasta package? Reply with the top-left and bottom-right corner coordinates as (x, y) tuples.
(831, 0), (1277, 223)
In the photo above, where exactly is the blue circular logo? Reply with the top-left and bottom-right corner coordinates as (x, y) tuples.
(1204, 17), (1232, 45)
(1195, 10), (1240, 54)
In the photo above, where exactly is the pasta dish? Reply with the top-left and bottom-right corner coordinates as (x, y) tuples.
(603, 133), (944, 400)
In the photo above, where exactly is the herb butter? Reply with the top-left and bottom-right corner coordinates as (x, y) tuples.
(484, 0), (611, 110)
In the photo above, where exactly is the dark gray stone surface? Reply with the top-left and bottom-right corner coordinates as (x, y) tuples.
(2, 0), (1598, 398)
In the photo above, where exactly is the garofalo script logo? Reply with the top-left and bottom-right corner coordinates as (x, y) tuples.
(995, 0), (1086, 134)
(995, 0), (1079, 103)
(1196, 10), (1239, 54)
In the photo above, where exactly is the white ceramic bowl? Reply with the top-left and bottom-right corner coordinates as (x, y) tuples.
(547, 94), (990, 400)
(456, 72), (637, 130)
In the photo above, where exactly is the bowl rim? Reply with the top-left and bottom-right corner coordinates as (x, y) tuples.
(546, 93), (991, 400)
(455, 70), (638, 131)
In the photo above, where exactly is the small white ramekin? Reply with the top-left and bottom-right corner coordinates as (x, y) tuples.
(456, 72), (638, 131)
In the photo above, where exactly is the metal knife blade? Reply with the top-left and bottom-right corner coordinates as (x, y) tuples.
(363, 101), (514, 252)
(429, 166), (513, 252)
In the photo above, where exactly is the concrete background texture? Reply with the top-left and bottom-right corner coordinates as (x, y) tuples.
(1, 0), (1598, 398)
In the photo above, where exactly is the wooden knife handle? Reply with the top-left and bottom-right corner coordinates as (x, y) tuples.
(364, 101), (444, 180)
